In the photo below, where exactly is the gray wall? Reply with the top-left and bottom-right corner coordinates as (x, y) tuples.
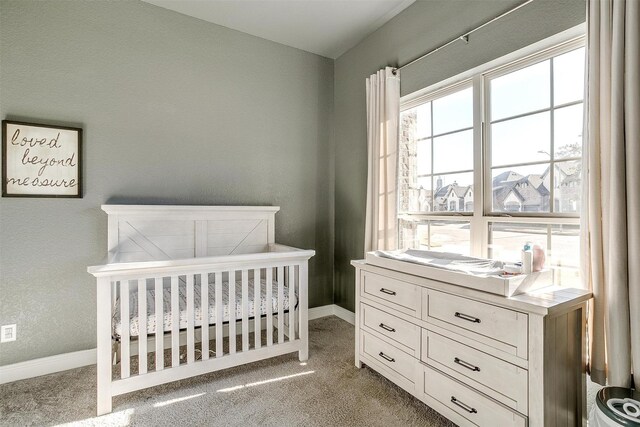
(0, 0), (334, 365)
(333, 0), (586, 311)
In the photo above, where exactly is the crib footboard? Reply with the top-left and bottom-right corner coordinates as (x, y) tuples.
(89, 249), (313, 415)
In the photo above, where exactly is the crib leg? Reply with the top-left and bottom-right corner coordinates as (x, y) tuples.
(97, 390), (112, 416)
(299, 342), (308, 362)
(97, 277), (113, 415)
(297, 315), (308, 361)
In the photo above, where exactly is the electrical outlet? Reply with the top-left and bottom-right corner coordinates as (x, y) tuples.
(1, 324), (17, 343)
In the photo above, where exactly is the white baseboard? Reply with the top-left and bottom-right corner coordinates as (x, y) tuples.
(332, 304), (356, 325)
(309, 304), (355, 325)
(0, 305), (355, 385)
(0, 348), (96, 385)
(308, 305), (335, 320)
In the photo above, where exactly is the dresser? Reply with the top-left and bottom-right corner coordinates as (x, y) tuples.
(352, 259), (592, 427)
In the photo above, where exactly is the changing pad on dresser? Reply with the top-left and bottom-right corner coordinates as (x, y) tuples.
(367, 249), (551, 297)
(374, 249), (506, 276)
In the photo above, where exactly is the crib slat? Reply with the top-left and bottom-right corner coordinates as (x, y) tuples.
(171, 276), (179, 367)
(120, 280), (130, 379)
(138, 279), (147, 375)
(154, 278), (163, 371)
(288, 265), (295, 341)
(277, 266), (284, 344)
(201, 272), (209, 361)
(242, 269), (249, 352)
(254, 268), (261, 349)
(215, 272), (223, 358)
(186, 274), (195, 364)
(229, 270), (236, 355)
(266, 268), (273, 346)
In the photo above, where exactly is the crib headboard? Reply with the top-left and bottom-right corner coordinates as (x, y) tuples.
(102, 205), (279, 263)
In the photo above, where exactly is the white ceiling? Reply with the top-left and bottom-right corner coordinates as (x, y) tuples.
(142, 0), (415, 59)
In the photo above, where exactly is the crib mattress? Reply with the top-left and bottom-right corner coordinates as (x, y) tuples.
(113, 279), (295, 338)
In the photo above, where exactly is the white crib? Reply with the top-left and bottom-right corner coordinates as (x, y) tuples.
(87, 205), (314, 415)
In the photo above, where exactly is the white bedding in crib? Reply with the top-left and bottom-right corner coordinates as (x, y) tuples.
(113, 279), (295, 338)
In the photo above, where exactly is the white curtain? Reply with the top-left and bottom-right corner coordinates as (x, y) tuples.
(365, 67), (401, 253)
(582, 0), (640, 387)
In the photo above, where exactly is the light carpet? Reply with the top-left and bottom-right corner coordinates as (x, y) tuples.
(0, 316), (454, 427)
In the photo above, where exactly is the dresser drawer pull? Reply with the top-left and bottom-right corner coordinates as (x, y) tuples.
(454, 357), (481, 372)
(378, 323), (396, 332)
(378, 352), (395, 362)
(454, 312), (481, 323)
(379, 288), (396, 296)
(451, 396), (478, 414)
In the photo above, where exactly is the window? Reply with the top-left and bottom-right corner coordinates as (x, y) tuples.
(488, 47), (584, 214)
(399, 84), (473, 214)
(398, 37), (585, 286)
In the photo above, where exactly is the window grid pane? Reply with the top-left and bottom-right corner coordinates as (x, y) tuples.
(399, 108), (423, 212)
(490, 60), (550, 121)
(433, 87), (473, 135)
(488, 222), (580, 287)
(433, 172), (474, 212)
(554, 160), (582, 213)
(399, 219), (471, 255)
(491, 164), (550, 213)
(491, 112), (550, 167)
(553, 47), (586, 106)
(554, 103), (583, 159)
(433, 129), (473, 174)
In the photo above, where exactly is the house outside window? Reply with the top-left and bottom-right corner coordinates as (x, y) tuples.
(398, 36), (585, 287)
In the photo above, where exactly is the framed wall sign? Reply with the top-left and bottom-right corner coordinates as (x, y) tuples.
(2, 120), (83, 198)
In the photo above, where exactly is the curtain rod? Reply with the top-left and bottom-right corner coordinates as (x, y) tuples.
(392, 0), (535, 75)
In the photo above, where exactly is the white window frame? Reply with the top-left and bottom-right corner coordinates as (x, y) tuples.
(398, 24), (585, 259)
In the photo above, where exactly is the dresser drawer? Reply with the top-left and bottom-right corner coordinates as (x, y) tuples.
(360, 331), (417, 383)
(421, 365), (527, 427)
(361, 271), (421, 317)
(423, 330), (528, 414)
(425, 290), (528, 358)
(361, 304), (420, 357)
